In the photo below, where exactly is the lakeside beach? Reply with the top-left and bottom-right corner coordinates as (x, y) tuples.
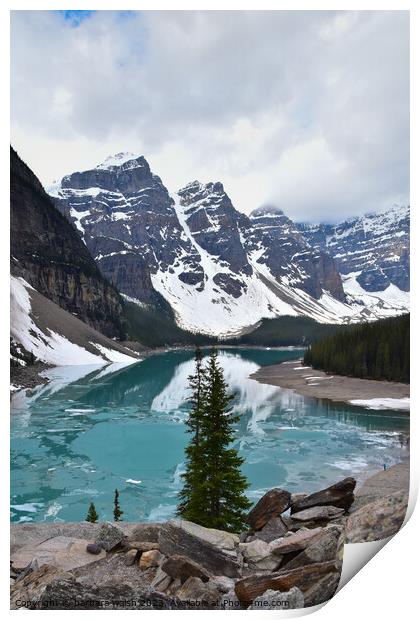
(250, 359), (410, 412)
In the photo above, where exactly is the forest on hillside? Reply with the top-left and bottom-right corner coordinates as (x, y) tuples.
(303, 314), (409, 383)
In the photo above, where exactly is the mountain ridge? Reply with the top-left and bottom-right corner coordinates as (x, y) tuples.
(48, 153), (410, 337)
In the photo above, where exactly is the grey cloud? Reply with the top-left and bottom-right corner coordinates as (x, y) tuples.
(11, 10), (409, 222)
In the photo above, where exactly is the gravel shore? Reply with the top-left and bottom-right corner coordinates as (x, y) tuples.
(250, 359), (409, 411)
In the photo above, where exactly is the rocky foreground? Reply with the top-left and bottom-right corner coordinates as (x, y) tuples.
(10, 464), (409, 610)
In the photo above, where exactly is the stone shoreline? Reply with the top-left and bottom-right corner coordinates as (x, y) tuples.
(10, 463), (409, 610)
(250, 358), (410, 411)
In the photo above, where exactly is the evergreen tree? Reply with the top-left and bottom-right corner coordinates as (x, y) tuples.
(178, 348), (251, 532)
(303, 314), (409, 383)
(86, 502), (99, 523)
(113, 489), (123, 521)
(177, 347), (206, 522)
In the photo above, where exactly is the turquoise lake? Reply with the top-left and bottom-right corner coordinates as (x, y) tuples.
(10, 348), (409, 523)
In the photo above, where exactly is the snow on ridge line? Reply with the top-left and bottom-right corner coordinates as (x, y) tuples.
(96, 152), (143, 169)
(10, 275), (139, 367)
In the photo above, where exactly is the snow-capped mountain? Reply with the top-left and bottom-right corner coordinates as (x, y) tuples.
(298, 206), (410, 319)
(49, 153), (410, 336)
(10, 147), (139, 367)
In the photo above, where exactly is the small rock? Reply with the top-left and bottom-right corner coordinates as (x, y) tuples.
(139, 549), (164, 570)
(124, 549), (138, 566)
(291, 506), (344, 524)
(210, 575), (235, 593)
(281, 526), (343, 570)
(150, 566), (173, 592)
(177, 576), (221, 607)
(248, 586), (304, 610)
(239, 539), (281, 571)
(303, 571), (340, 607)
(95, 522), (127, 551)
(254, 516), (289, 543)
(270, 527), (325, 555)
(290, 477), (356, 514)
(86, 543), (103, 555)
(161, 554), (212, 583)
(128, 541), (159, 552)
(167, 577), (182, 596)
(14, 557), (39, 582)
(290, 493), (307, 505)
(246, 489), (291, 531)
(128, 523), (161, 543)
(10, 578), (15, 587)
(219, 589), (242, 610)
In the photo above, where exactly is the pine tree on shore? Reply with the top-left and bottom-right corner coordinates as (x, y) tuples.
(303, 314), (409, 383)
(113, 489), (123, 521)
(178, 348), (251, 532)
(177, 346), (206, 522)
(86, 502), (99, 523)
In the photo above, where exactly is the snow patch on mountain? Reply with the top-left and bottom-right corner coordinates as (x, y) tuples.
(96, 152), (143, 170)
(10, 276), (138, 366)
(48, 154), (410, 336)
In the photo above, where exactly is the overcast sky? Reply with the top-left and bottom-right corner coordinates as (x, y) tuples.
(11, 10), (409, 222)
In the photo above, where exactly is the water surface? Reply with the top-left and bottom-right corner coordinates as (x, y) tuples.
(11, 348), (409, 523)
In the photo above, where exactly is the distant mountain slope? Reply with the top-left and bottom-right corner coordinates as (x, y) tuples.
(299, 205), (410, 293)
(10, 146), (126, 339)
(50, 153), (371, 337)
(49, 153), (410, 336)
(11, 275), (139, 367)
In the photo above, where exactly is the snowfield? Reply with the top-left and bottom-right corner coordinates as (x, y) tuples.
(10, 276), (139, 367)
(349, 397), (410, 411)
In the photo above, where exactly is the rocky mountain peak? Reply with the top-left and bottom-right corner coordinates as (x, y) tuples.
(47, 152), (409, 335)
(178, 180), (227, 211)
(299, 205), (410, 293)
(250, 205), (285, 219)
(95, 152), (144, 170)
(59, 153), (155, 196)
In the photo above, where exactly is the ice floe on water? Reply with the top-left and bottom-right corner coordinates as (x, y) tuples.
(349, 397), (410, 411)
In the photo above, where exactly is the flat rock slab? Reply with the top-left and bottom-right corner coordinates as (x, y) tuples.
(253, 516), (289, 543)
(161, 554), (212, 583)
(159, 520), (241, 578)
(246, 489), (291, 531)
(248, 586), (304, 610)
(303, 571), (340, 607)
(10, 522), (138, 555)
(128, 523), (161, 543)
(346, 490), (408, 543)
(291, 506), (344, 523)
(11, 536), (106, 572)
(234, 560), (338, 605)
(95, 522), (127, 551)
(177, 576), (221, 606)
(10, 564), (74, 610)
(280, 527), (343, 571)
(351, 462), (410, 512)
(270, 528), (325, 555)
(291, 477), (356, 514)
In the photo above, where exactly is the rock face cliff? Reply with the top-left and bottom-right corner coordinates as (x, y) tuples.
(298, 206), (410, 293)
(10, 147), (126, 338)
(49, 153), (409, 336)
(50, 154), (351, 336)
